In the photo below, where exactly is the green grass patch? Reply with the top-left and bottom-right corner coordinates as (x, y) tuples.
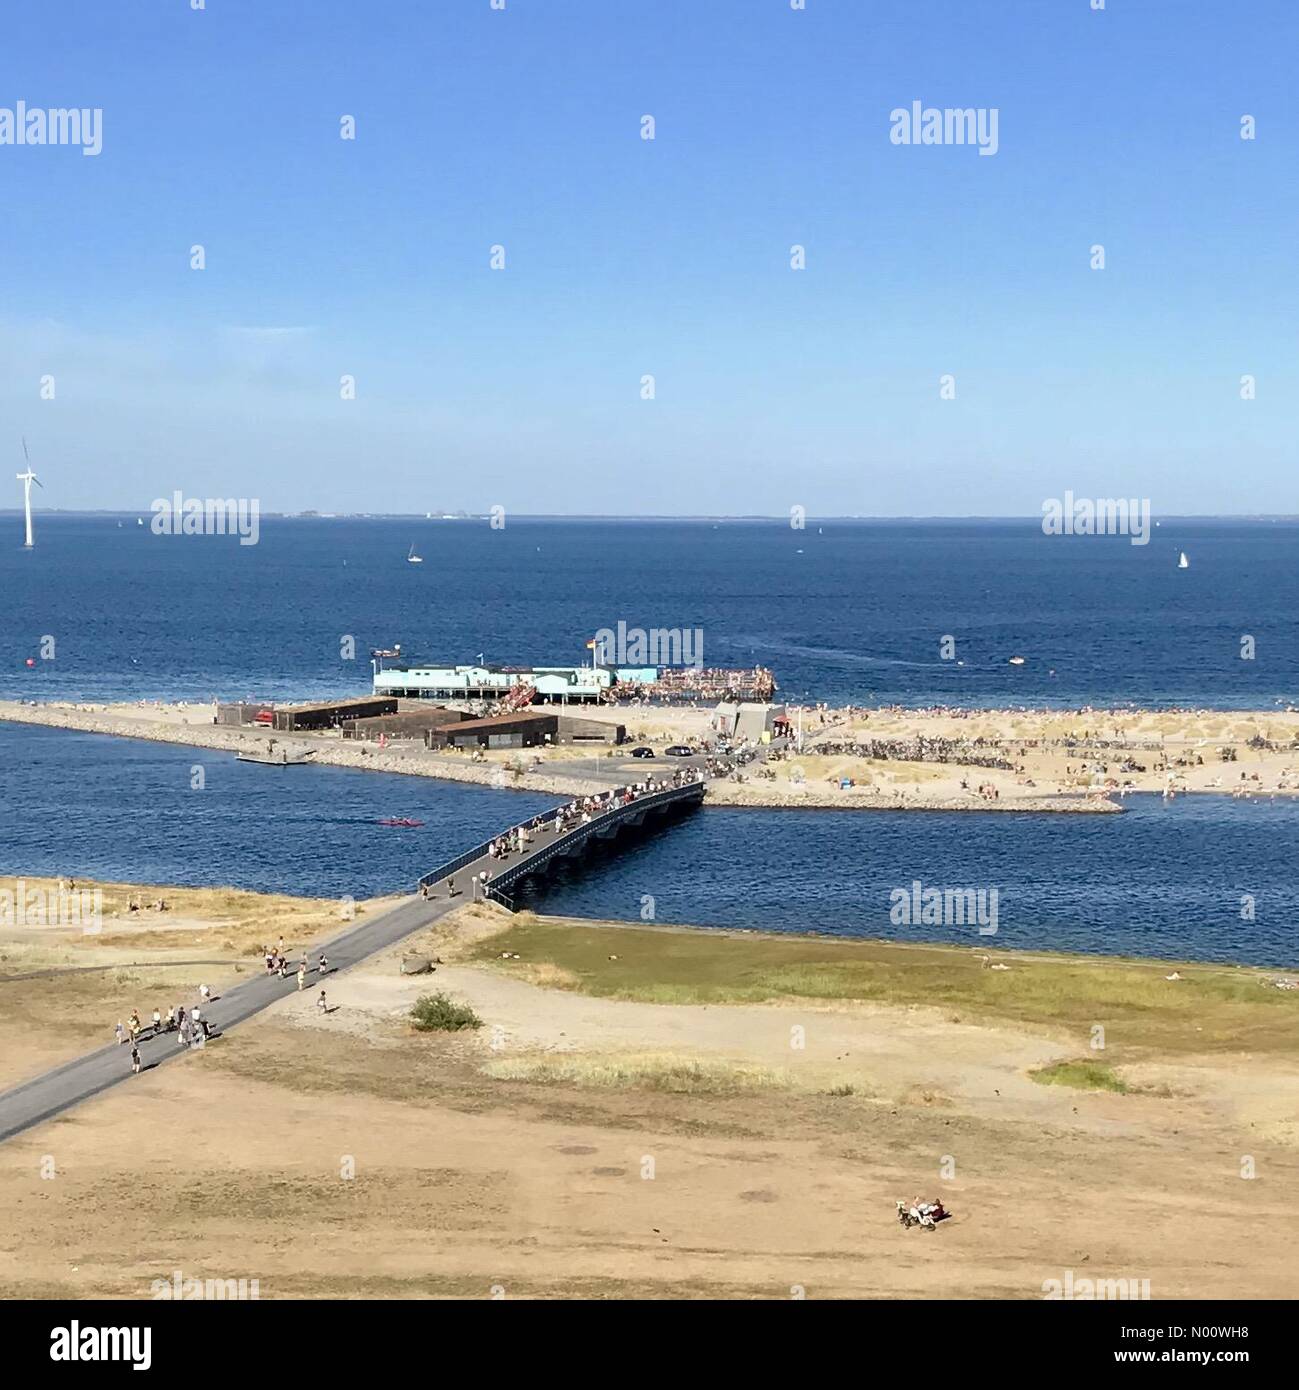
(1030, 1060), (1128, 1092)
(482, 1052), (786, 1093)
(470, 916), (1299, 1060)
(410, 992), (482, 1032)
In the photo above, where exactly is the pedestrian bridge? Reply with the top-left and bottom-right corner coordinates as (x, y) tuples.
(416, 776), (706, 906)
(0, 777), (707, 1145)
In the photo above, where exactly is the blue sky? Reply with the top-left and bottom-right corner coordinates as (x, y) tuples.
(1, 0), (1296, 515)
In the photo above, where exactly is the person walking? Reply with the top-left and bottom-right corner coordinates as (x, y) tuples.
(130, 1044), (141, 1075)
(114, 1020), (126, 1046)
(297, 966), (306, 991)
(317, 954), (328, 975)
(316, 990), (327, 1014)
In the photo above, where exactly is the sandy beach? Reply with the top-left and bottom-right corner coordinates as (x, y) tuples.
(2, 883), (1296, 1299)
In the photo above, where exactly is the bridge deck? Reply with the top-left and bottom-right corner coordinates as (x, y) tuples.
(416, 776), (705, 905)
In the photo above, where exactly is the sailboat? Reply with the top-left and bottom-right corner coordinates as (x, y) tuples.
(1178, 552), (1189, 569)
(407, 543), (423, 565)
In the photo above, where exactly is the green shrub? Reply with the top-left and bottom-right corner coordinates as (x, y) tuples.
(1030, 1059), (1128, 1093)
(410, 993), (482, 1032)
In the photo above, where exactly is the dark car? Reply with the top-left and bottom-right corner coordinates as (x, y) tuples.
(629, 746), (655, 758)
(664, 745), (694, 757)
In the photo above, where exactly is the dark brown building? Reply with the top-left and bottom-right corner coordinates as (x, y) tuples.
(342, 707), (471, 742)
(426, 711), (626, 750)
(272, 697), (398, 732)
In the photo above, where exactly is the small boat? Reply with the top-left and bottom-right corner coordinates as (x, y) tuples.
(378, 817), (424, 828)
(407, 544), (423, 564)
(1178, 552), (1189, 569)
(1007, 655), (1026, 666)
(237, 748), (316, 766)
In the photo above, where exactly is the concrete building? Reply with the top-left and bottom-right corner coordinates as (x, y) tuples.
(712, 701), (790, 744)
(214, 701), (276, 727)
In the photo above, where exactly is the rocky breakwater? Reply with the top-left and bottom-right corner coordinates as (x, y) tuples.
(0, 701), (614, 798)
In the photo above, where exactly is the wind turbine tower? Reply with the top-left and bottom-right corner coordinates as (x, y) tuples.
(17, 438), (42, 548)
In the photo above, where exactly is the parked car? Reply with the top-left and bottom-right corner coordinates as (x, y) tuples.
(664, 745), (694, 757)
(629, 746), (655, 758)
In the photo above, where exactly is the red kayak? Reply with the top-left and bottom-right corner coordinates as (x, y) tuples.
(377, 817), (424, 828)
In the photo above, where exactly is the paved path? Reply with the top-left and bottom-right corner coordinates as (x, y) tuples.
(0, 777), (704, 1144)
(0, 893), (450, 1144)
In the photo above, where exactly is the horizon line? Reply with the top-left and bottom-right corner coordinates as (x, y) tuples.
(5, 510), (1299, 524)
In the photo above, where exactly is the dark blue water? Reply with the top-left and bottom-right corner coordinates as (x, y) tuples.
(515, 797), (1299, 969)
(2, 515), (1297, 708)
(2, 725), (1295, 968)
(0, 724), (554, 900)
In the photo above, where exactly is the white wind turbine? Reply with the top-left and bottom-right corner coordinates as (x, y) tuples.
(17, 437), (42, 548)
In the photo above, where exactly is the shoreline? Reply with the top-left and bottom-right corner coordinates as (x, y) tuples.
(0, 700), (1122, 814)
(0, 700), (612, 798)
(501, 908), (1299, 975)
(8, 694), (1299, 813)
(4, 872), (1296, 976)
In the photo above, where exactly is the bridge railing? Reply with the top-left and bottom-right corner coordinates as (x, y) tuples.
(479, 780), (705, 895)
(414, 775), (705, 893)
(416, 833), (507, 894)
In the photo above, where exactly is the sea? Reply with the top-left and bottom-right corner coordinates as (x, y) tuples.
(2, 515), (1297, 966)
(2, 514), (1297, 707)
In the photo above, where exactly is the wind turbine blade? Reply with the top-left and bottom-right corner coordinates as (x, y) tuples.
(22, 437), (30, 465)
(32, 475), (44, 488)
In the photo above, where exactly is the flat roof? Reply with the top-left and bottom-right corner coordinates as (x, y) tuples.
(280, 696), (396, 714)
(442, 711), (560, 732)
